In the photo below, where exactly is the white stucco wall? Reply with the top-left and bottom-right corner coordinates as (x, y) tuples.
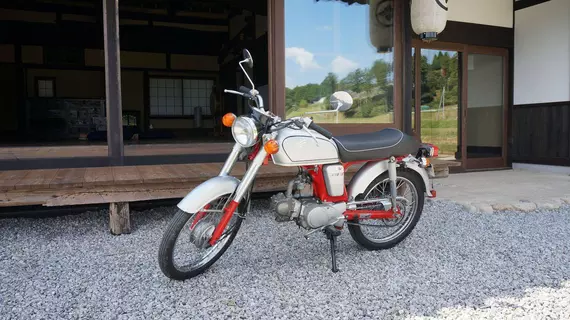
(448, 0), (513, 28)
(514, 0), (570, 104)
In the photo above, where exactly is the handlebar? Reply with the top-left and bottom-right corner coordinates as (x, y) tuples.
(224, 88), (270, 120)
(308, 121), (333, 139)
(239, 86), (251, 94)
(224, 89), (248, 98)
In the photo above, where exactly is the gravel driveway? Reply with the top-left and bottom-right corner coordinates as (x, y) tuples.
(1, 200), (570, 319)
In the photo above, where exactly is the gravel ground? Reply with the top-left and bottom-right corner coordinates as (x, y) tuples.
(1, 200), (570, 319)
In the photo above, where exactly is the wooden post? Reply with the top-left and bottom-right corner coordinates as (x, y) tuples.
(103, 0), (124, 166)
(401, 0), (413, 135)
(109, 202), (131, 235)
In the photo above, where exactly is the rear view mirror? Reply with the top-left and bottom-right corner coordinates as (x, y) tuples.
(330, 91), (353, 112)
(242, 49), (253, 68)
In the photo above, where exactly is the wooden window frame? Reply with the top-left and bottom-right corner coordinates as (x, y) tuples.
(411, 40), (510, 170)
(35, 77), (56, 98)
(268, 0), (406, 136)
(147, 75), (217, 119)
(462, 45), (509, 170)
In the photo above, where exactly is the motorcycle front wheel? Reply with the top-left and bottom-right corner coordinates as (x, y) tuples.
(347, 169), (425, 250)
(158, 193), (245, 280)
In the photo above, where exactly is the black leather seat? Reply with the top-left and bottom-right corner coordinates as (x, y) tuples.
(332, 128), (420, 162)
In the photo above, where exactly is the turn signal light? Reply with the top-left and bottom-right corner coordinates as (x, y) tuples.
(222, 113), (236, 127)
(420, 157), (431, 167)
(264, 139), (279, 155)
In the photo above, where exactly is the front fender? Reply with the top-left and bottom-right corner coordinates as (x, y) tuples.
(177, 176), (240, 213)
(347, 159), (432, 200)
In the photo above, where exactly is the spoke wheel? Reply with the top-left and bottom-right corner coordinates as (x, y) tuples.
(347, 169), (424, 250)
(158, 194), (244, 280)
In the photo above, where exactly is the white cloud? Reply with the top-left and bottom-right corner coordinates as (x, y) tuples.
(285, 47), (321, 71)
(317, 25), (333, 31)
(331, 56), (359, 75)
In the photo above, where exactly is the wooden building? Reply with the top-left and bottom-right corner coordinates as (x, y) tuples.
(0, 0), (569, 224)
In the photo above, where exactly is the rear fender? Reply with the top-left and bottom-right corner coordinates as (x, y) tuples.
(347, 158), (432, 200)
(177, 176), (240, 213)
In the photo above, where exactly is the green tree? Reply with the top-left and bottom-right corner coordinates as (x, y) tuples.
(320, 73), (338, 97)
(360, 102), (374, 118)
(371, 59), (391, 89)
(419, 55), (434, 106)
(285, 87), (295, 111)
(339, 68), (373, 93)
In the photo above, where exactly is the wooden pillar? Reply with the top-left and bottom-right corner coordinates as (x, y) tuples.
(103, 0), (124, 166)
(109, 202), (131, 235)
(401, 0), (413, 135)
(103, 0), (129, 235)
(268, 0), (285, 118)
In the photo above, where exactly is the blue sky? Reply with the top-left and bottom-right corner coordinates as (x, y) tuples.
(285, 0), (393, 88)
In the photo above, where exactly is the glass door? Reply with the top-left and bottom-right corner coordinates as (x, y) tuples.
(416, 48), (462, 163)
(412, 42), (509, 170)
(465, 50), (508, 169)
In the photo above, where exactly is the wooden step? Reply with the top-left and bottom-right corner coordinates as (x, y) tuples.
(431, 159), (461, 179)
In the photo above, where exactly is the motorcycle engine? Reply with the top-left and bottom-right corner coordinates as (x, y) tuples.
(270, 173), (346, 230)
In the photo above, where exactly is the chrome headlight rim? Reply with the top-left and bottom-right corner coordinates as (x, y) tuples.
(231, 116), (259, 147)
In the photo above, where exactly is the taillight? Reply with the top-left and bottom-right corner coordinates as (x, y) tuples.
(430, 145), (439, 157)
(423, 143), (439, 157)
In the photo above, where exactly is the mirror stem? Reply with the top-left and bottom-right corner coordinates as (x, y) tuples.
(239, 61), (255, 91)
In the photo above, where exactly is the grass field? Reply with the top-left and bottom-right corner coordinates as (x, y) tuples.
(286, 104), (459, 157)
(416, 106), (459, 156)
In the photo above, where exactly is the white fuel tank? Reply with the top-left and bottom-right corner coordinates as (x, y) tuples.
(271, 127), (340, 166)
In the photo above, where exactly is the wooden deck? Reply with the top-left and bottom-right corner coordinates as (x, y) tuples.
(0, 159), (458, 208)
(0, 142), (233, 160)
(0, 162), (312, 208)
(0, 159), (457, 234)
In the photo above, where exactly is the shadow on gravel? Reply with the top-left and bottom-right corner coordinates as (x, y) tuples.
(1, 200), (569, 319)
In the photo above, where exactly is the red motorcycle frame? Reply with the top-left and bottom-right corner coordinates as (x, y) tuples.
(206, 141), (438, 245)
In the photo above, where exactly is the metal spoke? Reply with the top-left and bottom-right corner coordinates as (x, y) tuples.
(396, 179), (405, 190)
(358, 176), (419, 243)
(171, 195), (239, 273)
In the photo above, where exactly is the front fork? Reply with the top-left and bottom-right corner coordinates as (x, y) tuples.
(388, 156), (399, 211)
(208, 141), (269, 245)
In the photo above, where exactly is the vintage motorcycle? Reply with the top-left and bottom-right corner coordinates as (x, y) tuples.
(158, 49), (439, 280)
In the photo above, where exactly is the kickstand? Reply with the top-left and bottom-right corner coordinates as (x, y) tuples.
(323, 226), (341, 273)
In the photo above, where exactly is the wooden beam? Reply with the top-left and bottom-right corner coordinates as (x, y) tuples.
(103, 0), (125, 166)
(0, 2), (229, 26)
(401, 0), (413, 135)
(414, 21), (514, 48)
(268, 0), (285, 118)
(109, 202), (131, 235)
(514, 0), (550, 11)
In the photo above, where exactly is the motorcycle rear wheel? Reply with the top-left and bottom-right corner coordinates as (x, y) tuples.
(347, 169), (424, 250)
(158, 194), (245, 280)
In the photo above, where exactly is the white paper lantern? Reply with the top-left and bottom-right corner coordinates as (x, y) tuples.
(411, 0), (448, 42)
(369, 0), (394, 53)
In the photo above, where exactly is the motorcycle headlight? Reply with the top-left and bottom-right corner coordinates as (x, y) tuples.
(231, 116), (258, 147)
